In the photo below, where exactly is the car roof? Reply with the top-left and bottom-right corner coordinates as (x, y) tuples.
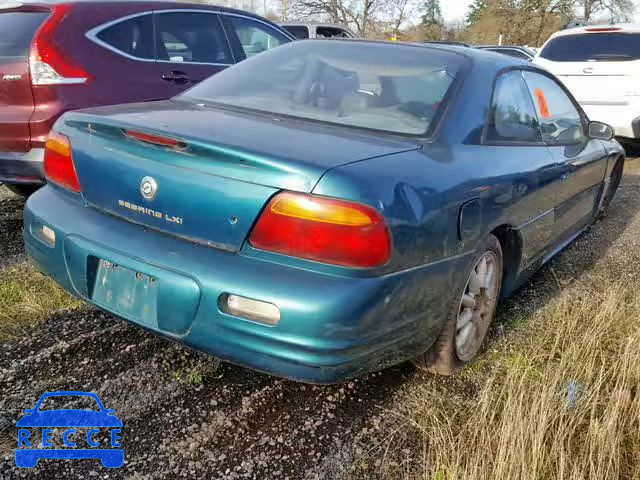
(549, 23), (640, 38)
(311, 38), (535, 71)
(3, 0), (283, 25)
(280, 21), (349, 27)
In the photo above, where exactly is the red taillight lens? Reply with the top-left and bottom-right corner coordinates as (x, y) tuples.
(44, 131), (81, 192)
(30, 5), (90, 85)
(249, 192), (391, 268)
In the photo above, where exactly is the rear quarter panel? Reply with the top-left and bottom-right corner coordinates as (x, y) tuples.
(312, 144), (543, 274)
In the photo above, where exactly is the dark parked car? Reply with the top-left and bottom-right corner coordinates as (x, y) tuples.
(25, 41), (623, 383)
(476, 44), (536, 60)
(0, 0), (292, 196)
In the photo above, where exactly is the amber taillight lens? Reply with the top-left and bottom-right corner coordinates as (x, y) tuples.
(44, 131), (80, 192)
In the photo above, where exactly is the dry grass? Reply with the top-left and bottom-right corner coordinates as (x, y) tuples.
(0, 262), (81, 342)
(360, 279), (640, 480)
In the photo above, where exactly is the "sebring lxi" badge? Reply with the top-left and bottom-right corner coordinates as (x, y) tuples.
(117, 200), (184, 225)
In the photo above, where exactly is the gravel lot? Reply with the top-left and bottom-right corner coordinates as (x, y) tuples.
(1, 158), (639, 479)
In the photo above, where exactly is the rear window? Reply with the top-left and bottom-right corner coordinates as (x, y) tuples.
(181, 41), (467, 136)
(0, 12), (48, 58)
(540, 32), (640, 62)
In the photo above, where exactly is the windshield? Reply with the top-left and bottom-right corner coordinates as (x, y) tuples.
(540, 32), (640, 62)
(181, 41), (468, 136)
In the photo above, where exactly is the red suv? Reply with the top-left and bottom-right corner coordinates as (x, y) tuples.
(0, 1), (292, 196)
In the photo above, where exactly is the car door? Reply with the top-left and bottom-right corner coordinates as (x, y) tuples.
(89, 12), (174, 102)
(220, 14), (290, 61)
(153, 11), (234, 93)
(522, 70), (608, 242)
(483, 69), (562, 268)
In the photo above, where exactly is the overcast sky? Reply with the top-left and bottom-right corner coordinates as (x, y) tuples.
(441, 0), (640, 23)
(441, 0), (474, 23)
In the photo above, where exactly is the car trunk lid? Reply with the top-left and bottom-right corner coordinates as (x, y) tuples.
(61, 100), (419, 252)
(0, 7), (50, 152)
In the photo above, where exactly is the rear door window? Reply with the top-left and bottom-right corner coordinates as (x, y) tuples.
(316, 26), (352, 38)
(222, 16), (289, 60)
(154, 12), (232, 64)
(0, 12), (48, 59)
(486, 70), (541, 143)
(540, 32), (640, 62)
(95, 14), (155, 60)
(282, 25), (309, 39)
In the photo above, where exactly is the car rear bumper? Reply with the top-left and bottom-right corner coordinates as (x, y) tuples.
(580, 103), (640, 139)
(0, 148), (45, 184)
(24, 186), (470, 383)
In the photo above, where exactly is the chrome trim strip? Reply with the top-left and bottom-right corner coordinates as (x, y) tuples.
(514, 208), (554, 230)
(85, 9), (288, 66)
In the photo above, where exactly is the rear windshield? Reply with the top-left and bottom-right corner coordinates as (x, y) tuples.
(181, 41), (467, 136)
(0, 12), (48, 58)
(540, 32), (640, 62)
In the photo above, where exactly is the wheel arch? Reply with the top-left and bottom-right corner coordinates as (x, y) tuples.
(490, 224), (523, 298)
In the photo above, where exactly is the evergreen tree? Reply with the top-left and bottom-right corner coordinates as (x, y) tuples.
(421, 0), (443, 26)
(466, 0), (488, 25)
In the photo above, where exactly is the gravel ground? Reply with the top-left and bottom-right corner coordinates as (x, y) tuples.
(0, 188), (25, 270)
(1, 159), (639, 479)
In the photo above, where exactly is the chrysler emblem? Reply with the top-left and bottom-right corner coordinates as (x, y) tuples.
(140, 176), (158, 200)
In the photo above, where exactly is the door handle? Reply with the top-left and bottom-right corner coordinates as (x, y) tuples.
(161, 71), (191, 84)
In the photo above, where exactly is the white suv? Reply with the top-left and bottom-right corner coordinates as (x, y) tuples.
(534, 25), (640, 142)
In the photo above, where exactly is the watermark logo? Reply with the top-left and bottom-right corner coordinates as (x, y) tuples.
(15, 391), (123, 468)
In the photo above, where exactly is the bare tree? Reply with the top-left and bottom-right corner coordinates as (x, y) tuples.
(290, 0), (385, 35)
(385, 0), (418, 38)
(579, 0), (634, 22)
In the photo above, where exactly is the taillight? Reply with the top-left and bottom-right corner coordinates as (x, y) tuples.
(124, 130), (187, 150)
(249, 192), (391, 268)
(44, 131), (81, 192)
(29, 5), (90, 86)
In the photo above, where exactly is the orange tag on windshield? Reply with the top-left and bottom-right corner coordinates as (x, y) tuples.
(534, 88), (550, 119)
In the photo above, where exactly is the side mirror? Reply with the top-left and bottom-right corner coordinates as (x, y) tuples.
(105, 409), (115, 415)
(588, 121), (614, 140)
(23, 409), (35, 415)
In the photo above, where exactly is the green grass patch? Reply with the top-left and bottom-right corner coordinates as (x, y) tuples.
(0, 262), (82, 342)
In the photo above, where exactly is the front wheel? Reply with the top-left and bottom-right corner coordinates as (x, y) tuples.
(412, 234), (503, 375)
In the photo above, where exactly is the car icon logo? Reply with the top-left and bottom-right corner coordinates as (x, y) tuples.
(15, 391), (124, 468)
(140, 176), (158, 200)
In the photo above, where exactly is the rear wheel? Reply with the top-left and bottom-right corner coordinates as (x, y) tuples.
(412, 234), (503, 375)
(5, 184), (40, 198)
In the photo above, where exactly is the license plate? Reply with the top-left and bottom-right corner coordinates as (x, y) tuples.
(91, 259), (158, 328)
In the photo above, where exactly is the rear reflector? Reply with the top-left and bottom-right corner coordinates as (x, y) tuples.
(124, 130), (186, 149)
(224, 294), (281, 325)
(249, 192), (391, 268)
(44, 131), (81, 192)
(30, 5), (90, 85)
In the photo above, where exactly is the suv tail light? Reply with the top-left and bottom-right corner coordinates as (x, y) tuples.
(44, 131), (81, 192)
(249, 192), (391, 268)
(29, 5), (90, 86)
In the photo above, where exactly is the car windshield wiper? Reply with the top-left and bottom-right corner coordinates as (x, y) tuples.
(589, 54), (634, 61)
